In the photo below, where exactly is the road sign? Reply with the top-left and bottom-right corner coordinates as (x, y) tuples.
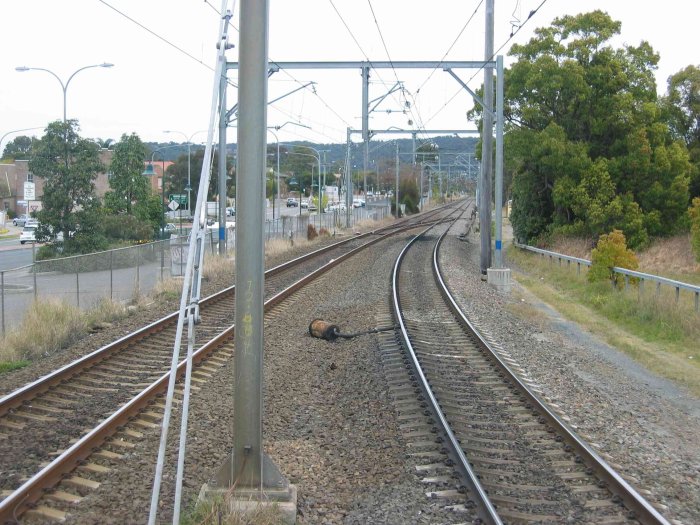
(168, 200), (179, 211)
(168, 194), (187, 205)
(24, 182), (35, 200)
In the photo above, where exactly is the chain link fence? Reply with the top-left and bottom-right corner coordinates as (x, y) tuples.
(0, 204), (390, 336)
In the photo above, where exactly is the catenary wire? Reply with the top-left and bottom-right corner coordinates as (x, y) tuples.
(424, 0), (549, 126)
(95, 0), (239, 86)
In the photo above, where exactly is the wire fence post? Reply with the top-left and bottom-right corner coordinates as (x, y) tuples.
(33, 260), (38, 301)
(136, 244), (141, 291)
(75, 256), (80, 308)
(160, 238), (165, 281)
(1, 271), (5, 337)
(110, 250), (114, 300)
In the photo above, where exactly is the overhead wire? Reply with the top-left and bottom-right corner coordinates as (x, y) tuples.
(424, 0), (550, 126)
(96, 0), (238, 85)
(414, 0), (484, 94)
(329, 0), (424, 137)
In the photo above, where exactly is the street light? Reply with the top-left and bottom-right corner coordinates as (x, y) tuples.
(267, 122), (311, 221)
(163, 130), (207, 218)
(285, 147), (322, 230)
(143, 145), (180, 238)
(15, 63), (114, 123)
(0, 127), (44, 159)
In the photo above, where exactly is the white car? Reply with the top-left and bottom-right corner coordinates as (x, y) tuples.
(352, 199), (366, 208)
(20, 224), (38, 244)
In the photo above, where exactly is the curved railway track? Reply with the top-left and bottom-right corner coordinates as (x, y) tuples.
(0, 205), (457, 522)
(389, 213), (671, 524)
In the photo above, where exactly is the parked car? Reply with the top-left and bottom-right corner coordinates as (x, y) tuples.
(286, 198), (298, 207)
(19, 224), (38, 244)
(300, 199), (309, 209)
(307, 201), (318, 212)
(226, 207), (236, 216)
(353, 199), (366, 208)
(12, 214), (29, 227)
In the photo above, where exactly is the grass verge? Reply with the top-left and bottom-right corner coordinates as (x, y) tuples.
(507, 245), (700, 396)
(182, 495), (286, 525)
(0, 297), (129, 372)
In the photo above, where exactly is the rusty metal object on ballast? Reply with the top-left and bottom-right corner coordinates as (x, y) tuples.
(308, 319), (397, 341)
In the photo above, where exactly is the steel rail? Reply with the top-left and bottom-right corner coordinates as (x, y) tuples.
(0, 214), (414, 418)
(0, 203), (455, 419)
(391, 203), (501, 525)
(0, 207), (456, 522)
(433, 224), (671, 525)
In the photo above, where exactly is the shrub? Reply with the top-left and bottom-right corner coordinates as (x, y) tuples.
(318, 227), (331, 237)
(690, 197), (700, 262)
(307, 224), (318, 241)
(103, 214), (154, 242)
(588, 229), (639, 286)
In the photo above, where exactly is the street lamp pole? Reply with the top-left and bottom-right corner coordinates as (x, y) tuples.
(0, 127), (44, 159)
(164, 130), (207, 218)
(285, 147), (321, 230)
(15, 63), (114, 123)
(267, 122), (311, 221)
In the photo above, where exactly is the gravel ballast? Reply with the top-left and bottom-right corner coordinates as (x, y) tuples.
(439, 216), (700, 525)
(11, 207), (699, 524)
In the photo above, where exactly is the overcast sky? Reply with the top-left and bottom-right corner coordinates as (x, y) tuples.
(1, 0), (698, 153)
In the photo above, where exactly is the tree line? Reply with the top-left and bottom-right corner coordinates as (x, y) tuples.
(471, 10), (700, 256)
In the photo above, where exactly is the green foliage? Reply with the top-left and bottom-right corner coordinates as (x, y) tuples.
(690, 197), (700, 261)
(1, 135), (36, 161)
(134, 193), (165, 236)
(0, 361), (30, 374)
(107, 133), (149, 214)
(30, 121), (107, 254)
(166, 148), (235, 201)
(492, 11), (691, 248)
(588, 229), (639, 285)
(103, 214), (154, 241)
(399, 178), (419, 214)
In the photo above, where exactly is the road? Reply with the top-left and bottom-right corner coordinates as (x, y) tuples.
(0, 241), (34, 271)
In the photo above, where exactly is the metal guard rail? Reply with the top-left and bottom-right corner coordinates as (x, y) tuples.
(514, 242), (700, 311)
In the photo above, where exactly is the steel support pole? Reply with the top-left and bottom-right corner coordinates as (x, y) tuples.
(494, 55), (504, 268)
(219, 70), (228, 254)
(395, 142), (400, 218)
(419, 164), (424, 212)
(233, 0), (268, 488)
(345, 128), (352, 228)
(412, 132), (416, 165)
(479, 0), (494, 274)
(361, 66), (370, 198)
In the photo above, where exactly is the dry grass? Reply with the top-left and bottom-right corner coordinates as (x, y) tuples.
(151, 276), (184, 301)
(202, 254), (235, 283)
(0, 297), (130, 365)
(637, 234), (700, 277)
(264, 236), (310, 259)
(549, 235), (595, 259)
(183, 496), (286, 525)
(0, 299), (87, 362)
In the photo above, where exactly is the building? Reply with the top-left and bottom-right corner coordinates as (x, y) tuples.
(0, 150), (173, 215)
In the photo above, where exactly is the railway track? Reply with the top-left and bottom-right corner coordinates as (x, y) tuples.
(0, 205), (457, 522)
(388, 213), (671, 524)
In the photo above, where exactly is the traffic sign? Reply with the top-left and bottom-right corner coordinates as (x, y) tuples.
(168, 194), (188, 206)
(168, 200), (179, 211)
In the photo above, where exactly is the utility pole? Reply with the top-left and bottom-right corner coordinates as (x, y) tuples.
(233, 0), (268, 488)
(395, 142), (400, 218)
(479, 0), (494, 274)
(219, 69), (228, 254)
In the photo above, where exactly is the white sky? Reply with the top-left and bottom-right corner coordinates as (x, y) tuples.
(1, 0), (698, 152)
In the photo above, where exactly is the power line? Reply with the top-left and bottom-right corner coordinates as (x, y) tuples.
(96, 0), (228, 79)
(415, 0), (484, 94)
(424, 0), (550, 126)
